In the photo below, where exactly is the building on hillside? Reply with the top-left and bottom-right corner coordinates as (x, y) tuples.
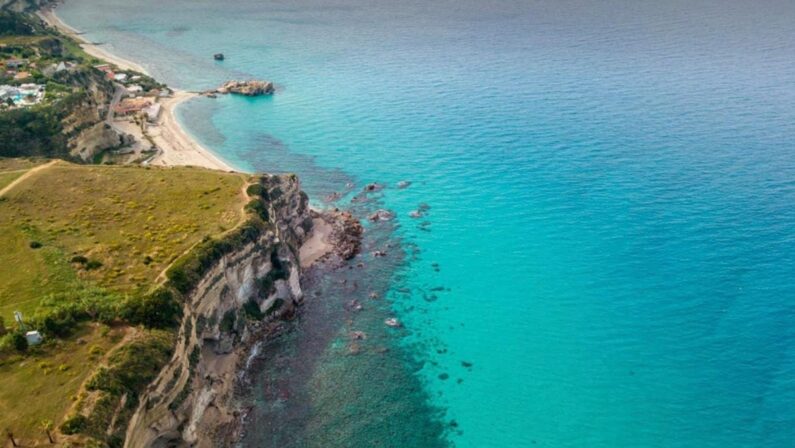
(114, 73), (128, 82)
(0, 84), (45, 107)
(5, 59), (27, 70)
(142, 103), (161, 123)
(126, 84), (144, 95)
(114, 97), (152, 116)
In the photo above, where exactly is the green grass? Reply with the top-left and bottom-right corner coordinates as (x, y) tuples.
(0, 161), (248, 319)
(0, 35), (46, 46)
(0, 157), (47, 172)
(0, 170), (26, 190)
(0, 160), (251, 443)
(0, 323), (123, 442)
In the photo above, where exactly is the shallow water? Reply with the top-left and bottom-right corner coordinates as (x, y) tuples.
(59, 0), (795, 446)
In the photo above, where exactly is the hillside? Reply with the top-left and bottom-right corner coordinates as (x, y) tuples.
(0, 160), (255, 445)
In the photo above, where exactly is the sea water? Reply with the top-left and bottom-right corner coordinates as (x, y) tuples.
(58, 0), (795, 446)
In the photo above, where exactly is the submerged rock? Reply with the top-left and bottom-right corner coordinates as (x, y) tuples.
(350, 331), (367, 340)
(368, 209), (394, 222)
(363, 182), (384, 192)
(346, 299), (363, 311)
(385, 317), (402, 328)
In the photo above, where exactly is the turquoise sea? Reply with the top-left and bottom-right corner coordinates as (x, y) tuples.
(59, 1), (795, 446)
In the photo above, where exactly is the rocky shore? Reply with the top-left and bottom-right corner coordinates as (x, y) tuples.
(123, 175), (363, 448)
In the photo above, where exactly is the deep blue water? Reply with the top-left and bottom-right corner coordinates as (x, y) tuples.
(59, 0), (795, 446)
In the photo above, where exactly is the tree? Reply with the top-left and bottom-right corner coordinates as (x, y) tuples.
(11, 332), (27, 352)
(0, 316), (6, 336)
(41, 419), (55, 444)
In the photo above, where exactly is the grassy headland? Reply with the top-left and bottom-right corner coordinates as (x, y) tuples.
(0, 160), (258, 445)
(0, 6), (282, 447)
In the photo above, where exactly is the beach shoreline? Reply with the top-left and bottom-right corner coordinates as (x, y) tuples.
(38, 5), (237, 172)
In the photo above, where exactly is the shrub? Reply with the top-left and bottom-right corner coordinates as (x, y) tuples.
(120, 288), (182, 328)
(0, 332), (24, 355)
(60, 414), (88, 435)
(86, 331), (172, 399)
(265, 298), (285, 316)
(244, 199), (269, 221)
(246, 183), (268, 199)
(85, 259), (103, 270)
(10, 332), (27, 352)
(242, 298), (264, 320)
(29, 240), (42, 249)
(220, 309), (236, 333)
(71, 255), (88, 264)
(189, 345), (200, 370)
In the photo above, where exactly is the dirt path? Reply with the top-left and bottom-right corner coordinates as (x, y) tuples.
(0, 160), (58, 198)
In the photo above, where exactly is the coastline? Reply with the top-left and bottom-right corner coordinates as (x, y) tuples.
(38, 5), (237, 172)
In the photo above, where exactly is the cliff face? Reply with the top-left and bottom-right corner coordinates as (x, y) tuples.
(124, 175), (312, 448)
(64, 70), (122, 161)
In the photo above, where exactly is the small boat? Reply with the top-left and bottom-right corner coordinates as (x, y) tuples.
(213, 53), (225, 61)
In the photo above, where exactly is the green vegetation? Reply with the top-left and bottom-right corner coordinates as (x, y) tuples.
(0, 10), (288, 447)
(0, 160), (264, 446)
(0, 323), (122, 442)
(0, 11), (117, 160)
(0, 161), (247, 318)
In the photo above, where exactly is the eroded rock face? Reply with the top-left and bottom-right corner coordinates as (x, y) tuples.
(71, 122), (133, 162)
(216, 80), (275, 96)
(124, 175), (310, 448)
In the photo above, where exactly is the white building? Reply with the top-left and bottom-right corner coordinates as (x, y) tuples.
(126, 84), (144, 95)
(142, 103), (162, 122)
(25, 331), (43, 346)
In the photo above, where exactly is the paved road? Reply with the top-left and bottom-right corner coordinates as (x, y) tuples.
(107, 83), (125, 123)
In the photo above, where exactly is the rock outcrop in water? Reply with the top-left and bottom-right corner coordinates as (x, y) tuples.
(213, 80), (275, 96)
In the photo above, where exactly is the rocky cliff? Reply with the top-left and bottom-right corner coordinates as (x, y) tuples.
(124, 174), (313, 448)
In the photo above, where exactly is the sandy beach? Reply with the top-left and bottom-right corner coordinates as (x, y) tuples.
(38, 6), (235, 172)
(146, 91), (235, 171)
(37, 7), (149, 74)
(299, 217), (334, 268)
